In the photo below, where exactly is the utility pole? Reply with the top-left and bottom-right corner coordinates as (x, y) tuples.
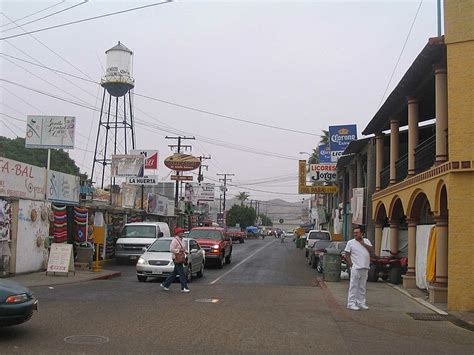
(197, 155), (211, 183)
(165, 135), (195, 208)
(217, 173), (234, 213)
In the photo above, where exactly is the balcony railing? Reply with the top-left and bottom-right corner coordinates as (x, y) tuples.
(415, 135), (436, 174)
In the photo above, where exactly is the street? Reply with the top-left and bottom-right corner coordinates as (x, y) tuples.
(1, 238), (473, 354)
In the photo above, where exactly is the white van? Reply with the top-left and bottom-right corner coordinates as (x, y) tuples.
(115, 222), (171, 263)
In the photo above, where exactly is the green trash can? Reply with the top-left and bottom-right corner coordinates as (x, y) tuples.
(300, 237), (306, 249)
(323, 249), (341, 282)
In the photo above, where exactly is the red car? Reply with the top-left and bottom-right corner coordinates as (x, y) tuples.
(188, 227), (233, 269)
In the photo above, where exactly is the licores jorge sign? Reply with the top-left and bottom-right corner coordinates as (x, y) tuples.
(309, 164), (337, 182)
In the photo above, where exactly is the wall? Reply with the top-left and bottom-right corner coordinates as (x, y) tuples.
(14, 199), (50, 274)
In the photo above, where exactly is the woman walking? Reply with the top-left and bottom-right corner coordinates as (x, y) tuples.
(160, 228), (190, 293)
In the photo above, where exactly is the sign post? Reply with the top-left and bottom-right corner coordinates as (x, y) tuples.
(46, 243), (75, 276)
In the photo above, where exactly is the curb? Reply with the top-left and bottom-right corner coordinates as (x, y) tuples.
(91, 271), (122, 281)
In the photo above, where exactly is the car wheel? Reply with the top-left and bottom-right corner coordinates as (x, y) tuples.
(217, 254), (224, 269)
(137, 275), (147, 282)
(197, 262), (204, 278)
(317, 260), (323, 273)
(186, 265), (192, 282)
(225, 251), (232, 264)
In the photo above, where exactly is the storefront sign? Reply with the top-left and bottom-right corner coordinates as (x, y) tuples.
(298, 160), (338, 195)
(330, 150), (343, 163)
(46, 243), (75, 275)
(329, 124), (357, 152)
(122, 185), (137, 208)
(47, 170), (80, 204)
(25, 115), (76, 149)
(111, 155), (144, 177)
(164, 154), (201, 172)
(147, 193), (173, 216)
(319, 144), (332, 163)
(126, 176), (158, 185)
(309, 164), (337, 182)
(184, 183), (215, 203)
(0, 158), (46, 200)
(130, 150), (159, 170)
(170, 175), (193, 181)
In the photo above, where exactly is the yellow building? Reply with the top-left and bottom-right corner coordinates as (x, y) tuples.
(362, 1), (473, 311)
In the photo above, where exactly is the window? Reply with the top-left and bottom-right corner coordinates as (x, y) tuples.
(308, 231), (330, 240)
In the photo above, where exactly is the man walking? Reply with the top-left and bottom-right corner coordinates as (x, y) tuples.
(344, 226), (374, 310)
(160, 228), (190, 293)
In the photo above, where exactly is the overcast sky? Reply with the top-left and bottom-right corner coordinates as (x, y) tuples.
(0, 0), (440, 202)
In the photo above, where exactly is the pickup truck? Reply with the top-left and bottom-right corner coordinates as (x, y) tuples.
(188, 227), (232, 269)
(225, 227), (246, 244)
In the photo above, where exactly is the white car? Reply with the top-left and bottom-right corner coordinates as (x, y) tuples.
(305, 230), (331, 257)
(136, 237), (205, 283)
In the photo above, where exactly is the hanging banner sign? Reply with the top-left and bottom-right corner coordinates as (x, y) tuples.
(0, 158), (46, 200)
(309, 164), (337, 182)
(329, 124), (357, 152)
(47, 170), (80, 204)
(121, 185), (137, 208)
(130, 150), (159, 170)
(319, 144), (332, 163)
(111, 155), (144, 177)
(298, 160), (338, 195)
(164, 154), (201, 172)
(25, 115), (76, 149)
(170, 175), (193, 181)
(126, 175), (159, 185)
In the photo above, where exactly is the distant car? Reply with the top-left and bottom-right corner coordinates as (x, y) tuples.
(307, 240), (332, 269)
(136, 237), (205, 282)
(0, 280), (38, 327)
(305, 230), (331, 257)
(225, 227), (245, 244)
(316, 241), (348, 274)
(188, 227), (232, 268)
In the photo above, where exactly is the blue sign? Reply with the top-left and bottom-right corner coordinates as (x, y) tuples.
(329, 125), (357, 152)
(319, 145), (332, 163)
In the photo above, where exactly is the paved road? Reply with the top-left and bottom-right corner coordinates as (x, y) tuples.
(1, 237), (473, 354)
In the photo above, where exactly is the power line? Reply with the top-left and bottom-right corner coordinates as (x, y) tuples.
(1, 1), (88, 34)
(0, 1), (173, 40)
(0, 1), (65, 28)
(377, 0), (424, 108)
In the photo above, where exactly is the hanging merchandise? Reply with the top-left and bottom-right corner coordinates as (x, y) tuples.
(52, 205), (67, 243)
(73, 207), (88, 243)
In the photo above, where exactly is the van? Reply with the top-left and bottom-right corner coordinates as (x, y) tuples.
(115, 222), (171, 263)
(304, 230), (332, 257)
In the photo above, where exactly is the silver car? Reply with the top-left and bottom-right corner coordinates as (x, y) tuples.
(136, 237), (205, 283)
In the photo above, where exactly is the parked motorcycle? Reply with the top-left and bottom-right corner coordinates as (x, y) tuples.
(368, 250), (408, 285)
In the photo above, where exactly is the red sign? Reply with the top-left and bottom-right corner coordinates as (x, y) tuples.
(130, 150), (159, 170)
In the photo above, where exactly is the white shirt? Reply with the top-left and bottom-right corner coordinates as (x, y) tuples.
(344, 238), (372, 270)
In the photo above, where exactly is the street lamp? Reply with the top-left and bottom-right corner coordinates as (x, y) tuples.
(299, 152), (311, 156)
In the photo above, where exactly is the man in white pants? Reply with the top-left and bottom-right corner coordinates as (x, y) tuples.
(344, 226), (374, 310)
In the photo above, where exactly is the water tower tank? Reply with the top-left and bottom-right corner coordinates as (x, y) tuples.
(101, 41), (135, 97)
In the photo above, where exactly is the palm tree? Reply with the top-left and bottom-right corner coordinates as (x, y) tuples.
(236, 191), (250, 206)
(308, 130), (329, 164)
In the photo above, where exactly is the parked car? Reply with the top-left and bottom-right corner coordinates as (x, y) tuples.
(305, 230), (331, 257)
(307, 240), (332, 269)
(225, 227), (246, 244)
(0, 280), (38, 327)
(136, 237), (205, 282)
(316, 241), (348, 274)
(188, 227), (232, 268)
(116, 222), (171, 264)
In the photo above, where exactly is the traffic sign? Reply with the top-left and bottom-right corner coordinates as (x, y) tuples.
(279, 218), (284, 224)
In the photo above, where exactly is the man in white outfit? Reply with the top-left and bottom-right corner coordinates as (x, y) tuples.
(344, 226), (374, 310)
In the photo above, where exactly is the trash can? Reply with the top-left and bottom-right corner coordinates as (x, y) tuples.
(300, 237), (306, 249)
(323, 249), (341, 282)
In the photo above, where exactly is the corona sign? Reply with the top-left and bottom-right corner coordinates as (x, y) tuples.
(298, 160), (338, 194)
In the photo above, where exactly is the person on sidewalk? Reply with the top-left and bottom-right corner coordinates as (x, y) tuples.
(344, 226), (374, 310)
(160, 228), (190, 293)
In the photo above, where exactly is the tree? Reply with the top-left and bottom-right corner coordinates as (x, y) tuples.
(308, 130), (330, 164)
(259, 214), (273, 226)
(226, 205), (256, 229)
(235, 191), (250, 206)
(0, 136), (83, 177)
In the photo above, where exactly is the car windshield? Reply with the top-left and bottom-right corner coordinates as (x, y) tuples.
(313, 240), (331, 249)
(308, 231), (330, 240)
(226, 228), (241, 233)
(121, 225), (156, 238)
(188, 229), (222, 240)
(147, 239), (172, 252)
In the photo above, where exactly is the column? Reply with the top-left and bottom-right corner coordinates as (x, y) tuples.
(374, 221), (383, 256)
(434, 64), (448, 164)
(407, 97), (419, 177)
(389, 220), (399, 255)
(366, 143), (376, 244)
(356, 155), (364, 188)
(389, 119), (399, 185)
(375, 134), (384, 191)
(403, 218), (417, 288)
(429, 217), (448, 303)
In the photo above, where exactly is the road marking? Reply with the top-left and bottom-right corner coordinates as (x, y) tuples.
(209, 240), (277, 285)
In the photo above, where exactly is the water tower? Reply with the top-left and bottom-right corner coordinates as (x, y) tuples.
(91, 41), (136, 189)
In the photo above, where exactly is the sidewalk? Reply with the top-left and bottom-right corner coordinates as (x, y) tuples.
(1, 269), (121, 288)
(321, 277), (474, 332)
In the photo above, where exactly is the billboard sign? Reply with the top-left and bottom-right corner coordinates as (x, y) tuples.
(329, 124), (357, 152)
(111, 155), (144, 177)
(147, 193), (173, 216)
(47, 170), (80, 204)
(318, 144), (331, 163)
(309, 164), (337, 182)
(298, 160), (338, 195)
(126, 175), (158, 185)
(184, 183), (215, 203)
(25, 116), (76, 149)
(164, 154), (201, 172)
(0, 158), (46, 200)
(130, 150), (158, 170)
